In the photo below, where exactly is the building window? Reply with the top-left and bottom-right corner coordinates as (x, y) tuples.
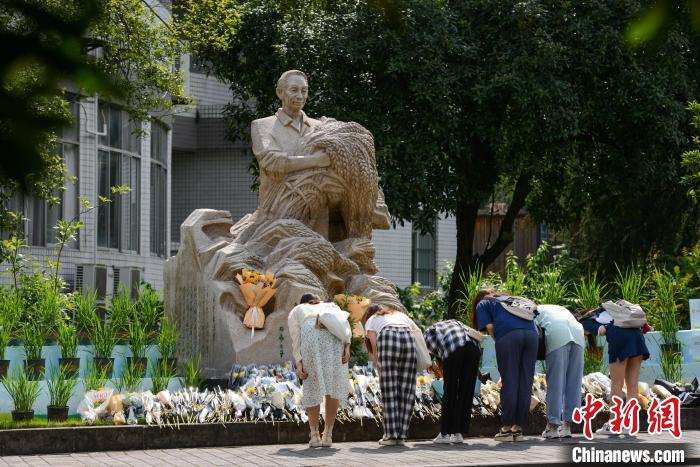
(150, 121), (167, 257)
(412, 226), (437, 289)
(97, 104), (141, 252)
(15, 99), (80, 247)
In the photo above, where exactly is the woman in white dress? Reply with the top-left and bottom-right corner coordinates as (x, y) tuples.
(288, 293), (351, 448)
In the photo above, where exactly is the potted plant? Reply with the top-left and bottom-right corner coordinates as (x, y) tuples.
(107, 288), (132, 343)
(58, 321), (80, 378)
(113, 361), (144, 393)
(4, 290), (23, 346)
(23, 324), (44, 380)
(150, 357), (175, 393)
(92, 320), (115, 378)
(46, 366), (79, 422)
(1, 367), (41, 422)
(135, 285), (163, 340)
(36, 290), (62, 345)
(83, 360), (108, 391)
(75, 289), (99, 345)
(128, 320), (148, 374)
(0, 321), (10, 378)
(157, 318), (179, 374)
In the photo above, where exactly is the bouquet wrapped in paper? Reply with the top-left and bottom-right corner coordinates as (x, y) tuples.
(334, 293), (370, 337)
(236, 269), (277, 336)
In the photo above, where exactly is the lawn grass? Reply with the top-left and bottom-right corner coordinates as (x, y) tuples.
(0, 413), (111, 430)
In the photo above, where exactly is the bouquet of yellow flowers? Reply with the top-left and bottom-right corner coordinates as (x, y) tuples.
(334, 293), (370, 338)
(236, 269), (277, 336)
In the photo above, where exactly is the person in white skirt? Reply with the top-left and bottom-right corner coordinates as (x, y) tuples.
(363, 304), (418, 446)
(288, 294), (351, 448)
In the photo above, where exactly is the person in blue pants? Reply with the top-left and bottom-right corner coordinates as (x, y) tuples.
(474, 289), (538, 442)
(534, 304), (585, 439)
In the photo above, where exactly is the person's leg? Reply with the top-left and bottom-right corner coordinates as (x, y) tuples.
(457, 343), (481, 435)
(322, 396), (339, 446)
(544, 343), (568, 429)
(562, 343), (584, 428)
(495, 330), (521, 430)
(441, 350), (459, 435)
(609, 360), (627, 402)
(514, 329), (538, 431)
(624, 355), (643, 403)
(396, 329), (417, 440)
(379, 329), (400, 439)
(306, 404), (321, 446)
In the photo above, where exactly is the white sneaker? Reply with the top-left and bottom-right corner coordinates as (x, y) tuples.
(449, 433), (464, 444)
(433, 433), (452, 444)
(558, 426), (572, 438)
(542, 426), (560, 439)
(378, 438), (398, 446)
(596, 423), (619, 436)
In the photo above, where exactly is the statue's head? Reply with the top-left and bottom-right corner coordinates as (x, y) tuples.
(276, 70), (308, 115)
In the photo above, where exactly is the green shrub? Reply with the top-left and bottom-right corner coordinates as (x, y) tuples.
(158, 318), (179, 360)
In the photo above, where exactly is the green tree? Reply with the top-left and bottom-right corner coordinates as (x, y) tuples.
(0, 0), (187, 258)
(181, 0), (700, 317)
(682, 101), (700, 202)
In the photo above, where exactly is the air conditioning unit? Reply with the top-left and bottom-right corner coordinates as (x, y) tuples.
(113, 266), (142, 299)
(76, 264), (109, 301)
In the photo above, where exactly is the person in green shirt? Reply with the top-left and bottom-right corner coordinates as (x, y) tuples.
(534, 304), (585, 439)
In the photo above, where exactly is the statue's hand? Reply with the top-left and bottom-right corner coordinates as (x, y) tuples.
(308, 149), (330, 168)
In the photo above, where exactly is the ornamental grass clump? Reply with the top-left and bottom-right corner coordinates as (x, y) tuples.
(1, 368), (41, 414)
(574, 272), (606, 311)
(158, 318), (179, 361)
(74, 289), (99, 338)
(58, 321), (79, 359)
(135, 286), (163, 334)
(92, 320), (115, 359)
(22, 324), (43, 361)
(614, 264), (648, 304)
(107, 288), (132, 337)
(83, 361), (108, 391)
(47, 366), (79, 408)
(182, 354), (205, 390)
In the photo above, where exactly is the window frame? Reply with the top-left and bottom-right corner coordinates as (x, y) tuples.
(149, 120), (168, 258)
(411, 223), (438, 290)
(96, 104), (142, 254)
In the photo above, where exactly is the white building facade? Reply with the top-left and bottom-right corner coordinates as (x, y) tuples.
(4, 95), (172, 297)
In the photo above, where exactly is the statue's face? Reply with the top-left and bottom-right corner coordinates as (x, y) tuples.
(280, 75), (308, 114)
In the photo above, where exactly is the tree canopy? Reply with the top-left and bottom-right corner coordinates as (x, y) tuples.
(181, 0), (700, 314)
(0, 0), (187, 195)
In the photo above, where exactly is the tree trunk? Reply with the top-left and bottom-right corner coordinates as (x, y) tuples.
(446, 172), (531, 321)
(446, 202), (479, 320)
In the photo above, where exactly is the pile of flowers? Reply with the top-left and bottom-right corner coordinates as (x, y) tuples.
(80, 363), (693, 427)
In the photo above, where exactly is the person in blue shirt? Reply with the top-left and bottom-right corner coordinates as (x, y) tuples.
(473, 289), (538, 442)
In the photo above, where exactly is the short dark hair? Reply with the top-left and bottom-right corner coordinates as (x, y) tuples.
(300, 293), (321, 304)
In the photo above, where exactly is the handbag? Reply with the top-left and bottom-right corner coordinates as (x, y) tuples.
(316, 303), (352, 343)
(409, 322), (432, 371)
(464, 325), (486, 343)
(490, 296), (537, 320)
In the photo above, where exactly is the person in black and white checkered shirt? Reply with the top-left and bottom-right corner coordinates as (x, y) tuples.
(424, 320), (482, 445)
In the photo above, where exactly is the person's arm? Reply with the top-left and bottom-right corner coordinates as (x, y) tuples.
(366, 330), (379, 369)
(342, 342), (350, 364)
(476, 301), (494, 336)
(287, 307), (307, 379)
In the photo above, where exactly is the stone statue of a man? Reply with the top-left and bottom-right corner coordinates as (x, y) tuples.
(250, 70), (334, 236)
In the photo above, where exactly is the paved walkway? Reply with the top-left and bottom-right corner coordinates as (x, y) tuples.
(1, 431), (698, 466)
